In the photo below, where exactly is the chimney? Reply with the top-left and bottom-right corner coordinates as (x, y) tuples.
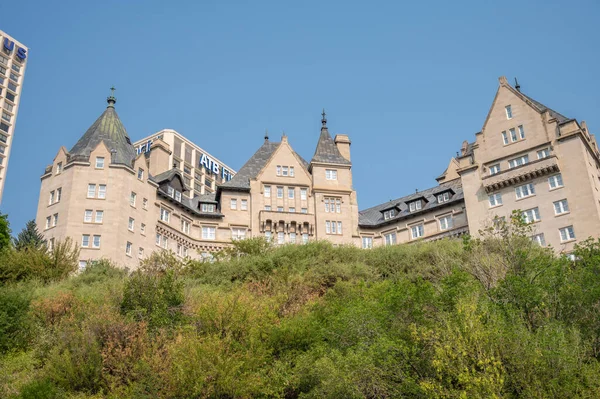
(334, 134), (351, 162)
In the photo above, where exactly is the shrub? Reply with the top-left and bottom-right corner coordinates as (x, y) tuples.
(0, 283), (34, 353)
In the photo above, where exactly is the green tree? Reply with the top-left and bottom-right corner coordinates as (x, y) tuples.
(13, 220), (46, 251)
(0, 212), (11, 252)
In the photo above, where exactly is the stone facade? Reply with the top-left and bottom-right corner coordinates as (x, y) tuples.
(35, 77), (600, 269)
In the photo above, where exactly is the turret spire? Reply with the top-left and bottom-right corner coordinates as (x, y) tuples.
(321, 108), (327, 127)
(264, 129), (269, 142)
(107, 86), (117, 108)
(514, 78), (521, 92)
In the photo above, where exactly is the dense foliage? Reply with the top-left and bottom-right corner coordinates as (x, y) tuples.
(2, 217), (600, 398)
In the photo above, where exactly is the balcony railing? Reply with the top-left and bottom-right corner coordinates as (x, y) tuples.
(482, 156), (559, 193)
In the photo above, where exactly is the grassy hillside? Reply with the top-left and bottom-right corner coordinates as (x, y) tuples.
(2, 221), (600, 398)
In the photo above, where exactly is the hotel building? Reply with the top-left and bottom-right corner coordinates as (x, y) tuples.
(0, 31), (28, 205)
(35, 76), (600, 268)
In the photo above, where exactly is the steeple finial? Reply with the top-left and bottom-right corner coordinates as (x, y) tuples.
(107, 86), (117, 107)
(264, 129), (269, 142)
(321, 108), (327, 127)
(514, 78), (521, 92)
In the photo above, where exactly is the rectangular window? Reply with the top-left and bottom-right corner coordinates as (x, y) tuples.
(277, 206), (284, 212)
(325, 169), (338, 180)
(489, 164), (501, 175)
(325, 221), (331, 234)
(160, 207), (170, 222)
(362, 237), (373, 249)
(201, 203), (215, 213)
(82, 235), (90, 247)
(411, 224), (424, 239)
(277, 231), (285, 244)
(5, 92), (15, 102)
(264, 205), (272, 211)
(489, 193), (502, 207)
(162, 236), (168, 249)
(175, 191), (182, 202)
(282, 166), (289, 176)
(437, 192), (450, 203)
(98, 185), (106, 199)
(138, 168), (144, 180)
(87, 184), (96, 198)
(515, 183), (535, 199)
(384, 232), (397, 246)
(537, 148), (550, 159)
(45, 216), (51, 229)
(141, 223), (146, 234)
(181, 219), (190, 234)
(95, 210), (103, 223)
(49, 190), (55, 205)
(95, 157), (105, 168)
(230, 198), (237, 209)
(130, 192), (136, 206)
(231, 228), (246, 240)
(505, 105), (513, 119)
(289, 232), (296, 244)
(522, 207), (541, 223)
(502, 131), (508, 145)
(126, 242), (132, 256)
(302, 233), (309, 244)
(7, 82), (17, 92)
(439, 215), (453, 230)
(202, 226), (216, 240)
(300, 188), (307, 200)
(3, 103), (13, 112)
(265, 231), (272, 242)
(548, 174), (564, 189)
(289, 207), (295, 213)
(276, 165), (282, 176)
(554, 199), (569, 215)
(288, 187), (294, 199)
(92, 235), (101, 248)
(264, 186), (271, 197)
(1, 112), (10, 122)
(409, 201), (422, 212)
(510, 128), (517, 142)
(84, 210), (93, 222)
(139, 247), (144, 257)
(277, 186), (283, 198)
(56, 162), (62, 174)
(52, 213), (58, 227)
(559, 226), (576, 242)
(337, 221), (342, 234)
(241, 199), (248, 210)
(532, 234), (546, 246)
(518, 125), (525, 139)
(143, 198), (148, 210)
(156, 233), (161, 246)
(56, 188), (62, 202)
(290, 167), (295, 177)
(508, 155), (529, 168)
(383, 209), (395, 220)
(301, 208), (308, 214)
(128, 217), (135, 231)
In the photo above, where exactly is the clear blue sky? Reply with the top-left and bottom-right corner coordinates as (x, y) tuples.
(2, 0), (599, 234)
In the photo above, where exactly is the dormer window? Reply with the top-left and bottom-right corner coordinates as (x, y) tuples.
(437, 192), (450, 203)
(409, 200), (422, 212)
(201, 203), (215, 213)
(95, 157), (105, 169)
(383, 209), (396, 220)
(505, 105), (513, 119)
(175, 191), (182, 202)
(167, 186), (174, 197)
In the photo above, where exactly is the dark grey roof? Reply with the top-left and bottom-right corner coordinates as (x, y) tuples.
(157, 189), (223, 218)
(521, 92), (569, 124)
(359, 180), (464, 227)
(69, 98), (136, 166)
(197, 193), (218, 204)
(220, 140), (309, 191)
(310, 126), (351, 165)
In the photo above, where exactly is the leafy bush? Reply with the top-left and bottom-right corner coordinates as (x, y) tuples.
(0, 284), (34, 353)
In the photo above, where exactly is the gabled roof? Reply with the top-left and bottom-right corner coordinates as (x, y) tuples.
(151, 168), (190, 192)
(69, 97), (136, 166)
(310, 119), (351, 165)
(358, 179), (463, 227)
(520, 92), (570, 124)
(220, 139), (309, 191)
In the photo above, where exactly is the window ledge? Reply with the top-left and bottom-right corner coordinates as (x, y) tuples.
(561, 239), (576, 244)
(516, 194), (536, 202)
(549, 186), (564, 192)
(555, 212), (570, 217)
(489, 204), (503, 209)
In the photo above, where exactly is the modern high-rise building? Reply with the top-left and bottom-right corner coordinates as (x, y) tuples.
(0, 31), (28, 205)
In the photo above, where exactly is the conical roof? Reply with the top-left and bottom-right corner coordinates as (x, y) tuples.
(69, 96), (136, 166)
(310, 113), (351, 165)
